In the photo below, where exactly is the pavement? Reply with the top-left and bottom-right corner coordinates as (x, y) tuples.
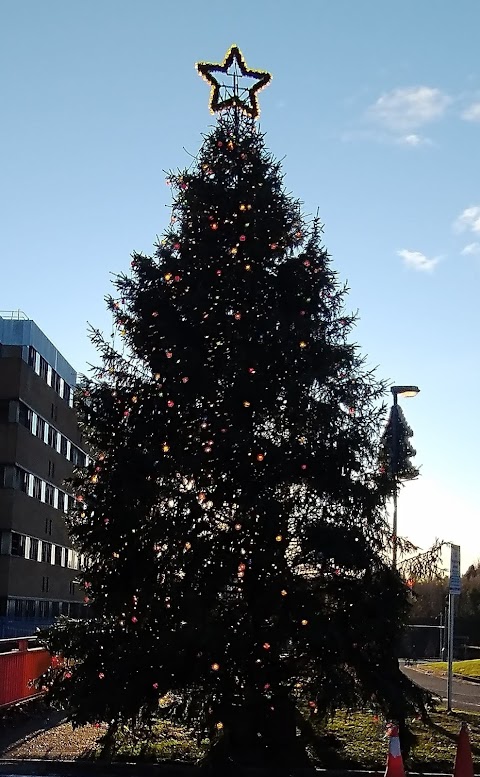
(402, 662), (480, 711)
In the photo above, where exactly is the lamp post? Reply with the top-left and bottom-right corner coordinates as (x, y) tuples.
(390, 385), (420, 569)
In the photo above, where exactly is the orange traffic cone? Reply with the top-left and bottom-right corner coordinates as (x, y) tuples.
(453, 722), (474, 777)
(385, 723), (406, 777)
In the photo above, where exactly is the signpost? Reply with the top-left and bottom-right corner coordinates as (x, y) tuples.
(447, 544), (461, 712)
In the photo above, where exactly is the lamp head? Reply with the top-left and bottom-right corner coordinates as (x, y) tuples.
(391, 385), (420, 400)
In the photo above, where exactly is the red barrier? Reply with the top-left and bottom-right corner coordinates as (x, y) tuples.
(0, 638), (52, 707)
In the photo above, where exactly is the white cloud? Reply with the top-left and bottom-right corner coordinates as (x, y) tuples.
(454, 206), (480, 234)
(369, 86), (450, 131)
(397, 133), (431, 147)
(397, 249), (440, 272)
(461, 102), (480, 122)
(461, 242), (480, 255)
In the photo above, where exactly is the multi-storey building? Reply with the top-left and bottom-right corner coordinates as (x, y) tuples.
(0, 311), (86, 636)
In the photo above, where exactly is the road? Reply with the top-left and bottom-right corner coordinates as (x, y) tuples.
(402, 663), (480, 711)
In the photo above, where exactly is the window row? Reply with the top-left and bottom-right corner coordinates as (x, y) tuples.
(0, 465), (75, 513)
(9, 531), (84, 570)
(28, 346), (73, 407)
(18, 401), (88, 467)
(6, 597), (85, 620)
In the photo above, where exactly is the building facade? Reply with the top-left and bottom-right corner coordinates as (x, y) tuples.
(0, 311), (86, 636)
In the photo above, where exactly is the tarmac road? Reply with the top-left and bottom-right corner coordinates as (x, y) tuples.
(402, 663), (480, 711)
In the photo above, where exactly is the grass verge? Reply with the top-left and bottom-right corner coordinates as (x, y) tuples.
(422, 659), (480, 677)
(102, 709), (480, 772)
(307, 709), (480, 772)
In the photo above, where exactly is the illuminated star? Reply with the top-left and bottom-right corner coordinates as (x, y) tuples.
(196, 45), (272, 119)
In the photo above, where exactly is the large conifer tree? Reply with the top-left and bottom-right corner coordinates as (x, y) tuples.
(43, 48), (428, 766)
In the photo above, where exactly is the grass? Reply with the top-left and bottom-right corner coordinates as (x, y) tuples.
(309, 710), (480, 772)
(422, 659), (480, 677)
(101, 720), (208, 763)
(99, 709), (480, 772)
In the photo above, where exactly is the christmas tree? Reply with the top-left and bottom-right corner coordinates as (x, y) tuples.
(42, 47), (429, 766)
(379, 403), (419, 482)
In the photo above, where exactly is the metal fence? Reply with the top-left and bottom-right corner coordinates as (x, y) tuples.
(0, 636), (52, 707)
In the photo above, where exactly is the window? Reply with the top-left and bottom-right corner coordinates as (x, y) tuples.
(51, 601), (60, 617)
(48, 426), (57, 450)
(25, 600), (36, 618)
(39, 356), (48, 381)
(33, 476), (42, 500)
(28, 346), (37, 369)
(61, 601), (69, 616)
(36, 416), (45, 442)
(42, 576), (49, 593)
(17, 468), (29, 493)
(14, 599), (25, 619)
(54, 372), (61, 395)
(41, 542), (52, 564)
(29, 538), (39, 561)
(64, 384), (71, 405)
(11, 533), (26, 557)
(60, 436), (68, 457)
(45, 483), (55, 507)
(54, 545), (62, 566)
(18, 402), (33, 431)
(39, 600), (50, 618)
(70, 447), (86, 468)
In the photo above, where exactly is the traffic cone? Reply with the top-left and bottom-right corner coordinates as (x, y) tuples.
(453, 722), (474, 777)
(385, 723), (406, 777)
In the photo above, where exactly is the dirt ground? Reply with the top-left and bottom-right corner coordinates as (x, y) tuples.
(0, 701), (106, 760)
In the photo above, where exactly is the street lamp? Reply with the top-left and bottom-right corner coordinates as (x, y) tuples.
(390, 385), (420, 569)
(391, 386), (420, 403)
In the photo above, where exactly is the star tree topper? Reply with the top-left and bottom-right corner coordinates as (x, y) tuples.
(196, 45), (272, 119)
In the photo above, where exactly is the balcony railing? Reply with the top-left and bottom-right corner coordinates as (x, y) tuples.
(0, 310), (29, 321)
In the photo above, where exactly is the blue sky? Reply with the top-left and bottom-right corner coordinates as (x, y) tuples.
(2, 1), (479, 571)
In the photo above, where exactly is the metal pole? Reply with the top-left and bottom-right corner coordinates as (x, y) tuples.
(391, 392), (398, 569)
(439, 612), (443, 659)
(447, 592), (455, 712)
(392, 485), (398, 569)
